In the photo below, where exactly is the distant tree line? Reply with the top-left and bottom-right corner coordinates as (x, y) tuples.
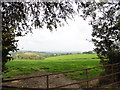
(82, 51), (95, 54)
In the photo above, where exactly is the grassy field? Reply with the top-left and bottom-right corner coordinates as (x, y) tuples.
(3, 54), (104, 80)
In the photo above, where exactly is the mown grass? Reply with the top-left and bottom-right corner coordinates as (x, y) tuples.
(3, 54), (104, 80)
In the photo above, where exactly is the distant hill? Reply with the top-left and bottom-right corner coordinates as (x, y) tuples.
(15, 52), (44, 60)
(10, 50), (64, 58)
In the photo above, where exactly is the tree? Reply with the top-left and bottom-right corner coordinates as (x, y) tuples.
(77, 0), (120, 83)
(78, 1), (120, 62)
(2, 1), (76, 71)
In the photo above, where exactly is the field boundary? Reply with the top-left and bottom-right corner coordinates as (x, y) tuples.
(58, 58), (99, 60)
(2, 63), (120, 89)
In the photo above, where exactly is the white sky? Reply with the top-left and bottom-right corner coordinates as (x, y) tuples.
(16, 15), (95, 52)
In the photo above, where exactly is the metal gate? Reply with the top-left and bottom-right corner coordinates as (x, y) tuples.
(2, 63), (120, 89)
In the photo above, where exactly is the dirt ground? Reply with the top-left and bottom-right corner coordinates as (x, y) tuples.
(3, 70), (81, 89)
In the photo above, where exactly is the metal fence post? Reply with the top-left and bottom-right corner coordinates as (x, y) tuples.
(46, 75), (49, 89)
(86, 69), (89, 88)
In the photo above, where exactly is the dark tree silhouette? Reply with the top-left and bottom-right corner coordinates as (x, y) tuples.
(78, 1), (120, 63)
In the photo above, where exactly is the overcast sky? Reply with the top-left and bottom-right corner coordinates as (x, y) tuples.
(16, 15), (95, 52)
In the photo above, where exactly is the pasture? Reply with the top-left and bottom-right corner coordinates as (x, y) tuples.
(3, 54), (103, 80)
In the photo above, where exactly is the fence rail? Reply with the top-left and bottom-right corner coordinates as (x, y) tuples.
(2, 63), (120, 89)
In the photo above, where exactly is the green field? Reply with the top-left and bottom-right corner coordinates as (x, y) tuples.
(3, 54), (104, 80)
